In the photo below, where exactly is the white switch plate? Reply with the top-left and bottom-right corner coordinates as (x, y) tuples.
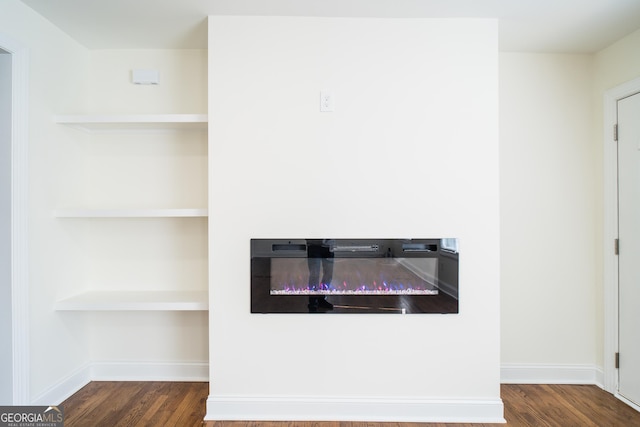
(320, 91), (334, 112)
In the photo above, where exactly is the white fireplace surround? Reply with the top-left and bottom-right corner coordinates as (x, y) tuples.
(207, 16), (501, 422)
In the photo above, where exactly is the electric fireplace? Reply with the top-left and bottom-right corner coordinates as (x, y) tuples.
(251, 238), (458, 314)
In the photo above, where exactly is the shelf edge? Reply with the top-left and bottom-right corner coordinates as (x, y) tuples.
(53, 114), (208, 133)
(54, 208), (208, 218)
(55, 290), (209, 312)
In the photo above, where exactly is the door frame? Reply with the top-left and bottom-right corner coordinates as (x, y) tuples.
(0, 33), (29, 404)
(603, 77), (640, 405)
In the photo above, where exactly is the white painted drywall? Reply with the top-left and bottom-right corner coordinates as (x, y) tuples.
(0, 0), (91, 401)
(593, 28), (640, 370)
(80, 49), (209, 368)
(500, 31), (640, 377)
(87, 49), (207, 114)
(0, 49), (12, 405)
(499, 53), (597, 366)
(208, 16), (501, 421)
(594, 28), (640, 91)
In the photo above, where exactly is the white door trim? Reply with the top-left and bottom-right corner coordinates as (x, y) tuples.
(603, 76), (640, 395)
(0, 33), (30, 405)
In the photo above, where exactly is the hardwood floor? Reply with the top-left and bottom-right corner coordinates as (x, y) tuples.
(61, 382), (640, 426)
(61, 381), (208, 427)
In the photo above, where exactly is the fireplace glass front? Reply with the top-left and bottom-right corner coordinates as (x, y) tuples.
(251, 238), (458, 314)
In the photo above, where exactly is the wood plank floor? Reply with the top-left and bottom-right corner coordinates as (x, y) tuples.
(61, 382), (208, 427)
(61, 382), (640, 426)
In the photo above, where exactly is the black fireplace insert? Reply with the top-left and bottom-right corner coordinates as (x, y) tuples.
(251, 238), (458, 314)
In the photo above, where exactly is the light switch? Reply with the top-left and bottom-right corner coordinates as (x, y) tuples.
(320, 91), (334, 112)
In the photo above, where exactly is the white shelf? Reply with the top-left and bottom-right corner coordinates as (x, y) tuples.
(54, 208), (208, 218)
(53, 112), (209, 315)
(55, 290), (208, 311)
(53, 114), (208, 133)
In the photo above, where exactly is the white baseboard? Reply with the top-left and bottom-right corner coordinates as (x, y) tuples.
(36, 362), (604, 417)
(205, 395), (505, 423)
(32, 361), (209, 405)
(501, 364), (604, 387)
(90, 361), (209, 382)
(615, 393), (640, 412)
(32, 363), (92, 406)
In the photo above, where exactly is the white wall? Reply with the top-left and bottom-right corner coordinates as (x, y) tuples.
(208, 16), (502, 422)
(500, 54), (597, 373)
(500, 29), (640, 381)
(0, 49), (12, 404)
(594, 28), (640, 91)
(0, 0), (91, 402)
(593, 28), (640, 371)
(87, 49), (207, 114)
